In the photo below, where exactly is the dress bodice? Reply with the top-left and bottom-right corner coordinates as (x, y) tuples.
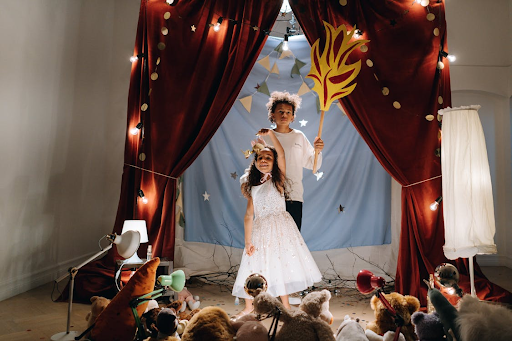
(251, 180), (286, 219)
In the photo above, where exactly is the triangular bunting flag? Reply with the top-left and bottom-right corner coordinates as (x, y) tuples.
(336, 102), (346, 115)
(257, 55), (271, 71)
(274, 42), (284, 53)
(239, 95), (253, 113)
(279, 50), (293, 59)
(295, 58), (306, 70)
(291, 64), (300, 77)
(256, 81), (270, 96)
(297, 82), (311, 96)
(270, 62), (279, 74)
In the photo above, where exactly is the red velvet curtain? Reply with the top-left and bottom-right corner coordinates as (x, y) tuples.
(70, 0), (281, 302)
(290, 0), (511, 304)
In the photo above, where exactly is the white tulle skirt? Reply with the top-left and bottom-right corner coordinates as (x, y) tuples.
(232, 211), (322, 299)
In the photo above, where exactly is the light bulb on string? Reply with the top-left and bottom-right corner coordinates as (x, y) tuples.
(353, 28), (363, 39)
(213, 17), (223, 32)
(447, 54), (456, 62)
(282, 34), (289, 51)
(130, 55), (138, 63)
(430, 196), (442, 211)
(138, 189), (149, 205)
(130, 122), (143, 135)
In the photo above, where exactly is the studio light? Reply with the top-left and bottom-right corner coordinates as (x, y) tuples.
(282, 34), (289, 51)
(430, 196), (442, 211)
(138, 189), (148, 204)
(213, 17), (223, 32)
(130, 122), (143, 135)
(51, 230), (140, 340)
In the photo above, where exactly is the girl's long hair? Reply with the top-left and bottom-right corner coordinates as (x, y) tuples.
(241, 147), (288, 200)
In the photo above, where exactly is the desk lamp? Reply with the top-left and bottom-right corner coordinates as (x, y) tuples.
(121, 220), (148, 263)
(51, 230), (140, 341)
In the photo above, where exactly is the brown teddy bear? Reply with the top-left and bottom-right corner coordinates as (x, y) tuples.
(366, 292), (420, 341)
(85, 296), (111, 337)
(181, 306), (236, 341)
(253, 289), (335, 341)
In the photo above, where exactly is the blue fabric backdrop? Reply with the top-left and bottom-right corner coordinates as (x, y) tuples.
(183, 36), (391, 251)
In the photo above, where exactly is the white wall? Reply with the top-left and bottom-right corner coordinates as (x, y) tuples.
(0, 0), (140, 301)
(0, 0), (510, 301)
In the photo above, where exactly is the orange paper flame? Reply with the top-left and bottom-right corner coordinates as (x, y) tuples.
(307, 21), (369, 111)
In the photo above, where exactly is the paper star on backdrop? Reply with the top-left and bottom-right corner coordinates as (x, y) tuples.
(270, 123), (277, 129)
(191, 25), (196, 32)
(338, 205), (345, 213)
(314, 171), (323, 181)
(230, 172), (238, 179)
(299, 119), (308, 127)
(202, 191), (210, 201)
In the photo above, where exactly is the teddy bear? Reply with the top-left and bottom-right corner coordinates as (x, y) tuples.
(253, 289), (335, 341)
(365, 329), (406, 341)
(335, 315), (369, 341)
(85, 296), (111, 337)
(141, 307), (163, 338)
(231, 313), (268, 341)
(180, 306), (236, 341)
(366, 292), (420, 341)
(411, 311), (445, 341)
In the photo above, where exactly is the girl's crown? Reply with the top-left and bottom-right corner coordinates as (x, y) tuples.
(242, 137), (267, 159)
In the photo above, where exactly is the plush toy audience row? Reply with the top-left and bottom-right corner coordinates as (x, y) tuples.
(83, 258), (512, 341)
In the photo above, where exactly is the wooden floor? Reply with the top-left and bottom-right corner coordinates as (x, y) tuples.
(0, 266), (510, 341)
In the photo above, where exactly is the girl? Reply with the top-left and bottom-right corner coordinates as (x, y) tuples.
(231, 128), (322, 317)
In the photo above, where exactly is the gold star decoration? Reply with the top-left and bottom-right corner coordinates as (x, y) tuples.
(255, 83), (261, 90)
(337, 205), (345, 213)
(242, 149), (252, 158)
(252, 26), (259, 31)
(191, 25), (196, 32)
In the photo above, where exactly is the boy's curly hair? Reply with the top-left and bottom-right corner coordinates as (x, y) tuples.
(266, 91), (302, 123)
(241, 147), (289, 200)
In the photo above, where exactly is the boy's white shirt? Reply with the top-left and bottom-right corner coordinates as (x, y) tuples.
(240, 129), (321, 202)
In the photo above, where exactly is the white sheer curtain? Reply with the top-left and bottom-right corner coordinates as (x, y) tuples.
(439, 105), (497, 260)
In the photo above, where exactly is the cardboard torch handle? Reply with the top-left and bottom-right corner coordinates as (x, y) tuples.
(312, 110), (325, 173)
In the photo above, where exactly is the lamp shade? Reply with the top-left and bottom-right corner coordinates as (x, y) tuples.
(156, 270), (186, 292)
(356, 269), (386, 294)
(113, 230), (141, 259)
(122, 220), (148, 243)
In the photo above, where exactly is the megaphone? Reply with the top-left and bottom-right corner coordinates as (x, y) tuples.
(156, 269), (186, 292)
(356, 269), (386, 294)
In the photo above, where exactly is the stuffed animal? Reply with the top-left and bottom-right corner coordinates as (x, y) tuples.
(179, 308), (201, 321)
(231, 313), (267, 341)
(85, 296), (111, 337)
(335, 315), (368, 341)
(253, 290), (335, 341)
(142, 307), (163, 338)
(178, 287), (200, 311)
(366, 292), (420, 341)
(411, 311), (445, 341)
(176, 320), (188, 336)
(365, 329), (406, 341)
(427, 288), (459, 341)
(430, 288), (512, 341)
(181, 306), (235, 341)
(300, 289), (334, 325)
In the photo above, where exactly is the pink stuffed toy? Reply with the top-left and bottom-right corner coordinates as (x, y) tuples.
(177, 287), (200, 311)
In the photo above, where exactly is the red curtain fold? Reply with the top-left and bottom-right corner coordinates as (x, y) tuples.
(290, 0), (511, 304)
(70, 0), (282, 302)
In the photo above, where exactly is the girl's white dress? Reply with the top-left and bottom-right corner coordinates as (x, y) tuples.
(232, 180), (322, 299)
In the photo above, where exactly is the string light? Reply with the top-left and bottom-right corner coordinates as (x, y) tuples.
(282, 34), (289, 51)
(130, 122), (143, 135)
(213, 17), (223, 32)
(165, 0), (178, 5)
(138, 189), (148, 204)
(353, 28), (363, 39)
(130, 56), (138, 63)
(430, 196), (442, 211)
(447, 54), (456, 62)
